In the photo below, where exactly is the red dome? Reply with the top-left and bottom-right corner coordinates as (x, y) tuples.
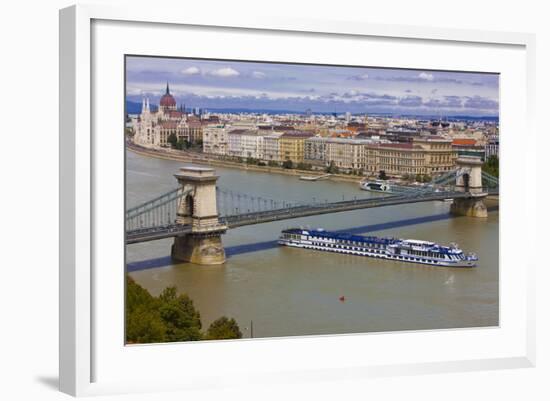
(159, 83), (176, 107)
(160, 93), (176, 107)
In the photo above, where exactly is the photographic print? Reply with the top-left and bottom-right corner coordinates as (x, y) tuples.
(124, 56), (499, 344)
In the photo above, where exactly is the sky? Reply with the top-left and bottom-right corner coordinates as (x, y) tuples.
(126, 56), (499, 117)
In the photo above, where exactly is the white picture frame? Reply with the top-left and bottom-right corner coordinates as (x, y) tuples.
(59, 4), (536, 397)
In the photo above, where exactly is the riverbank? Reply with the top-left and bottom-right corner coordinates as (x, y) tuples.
(127, 142), (363, 183)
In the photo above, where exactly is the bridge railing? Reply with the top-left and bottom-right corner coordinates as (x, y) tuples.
(126, 187), (191, 231)
(216, 186), (309, 218)
(125, 169), (499, 242)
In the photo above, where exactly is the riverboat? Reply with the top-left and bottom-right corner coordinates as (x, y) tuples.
(278, 228), (478, 267)
(360, 180), (391, 193)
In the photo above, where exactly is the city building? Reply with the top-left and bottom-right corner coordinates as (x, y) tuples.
(452, 138), (486, 160)
(227, 129), (265, 159)
(202, 125), (229, 155)
(263, 133), (283, 163)
(279, 131), (315, 164)
(132, 83), (189, 148)
(485, 135), (499, 159)
(304, 135), (456, 176)
(325, 138), (378, 172)
(413, 136), (457, 175)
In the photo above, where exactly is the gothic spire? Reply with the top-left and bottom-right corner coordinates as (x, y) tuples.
(166, 82), (170, 95)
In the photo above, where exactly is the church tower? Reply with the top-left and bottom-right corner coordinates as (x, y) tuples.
(159, 82), (177, 113)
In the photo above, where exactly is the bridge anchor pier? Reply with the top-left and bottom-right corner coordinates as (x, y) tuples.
(172, 232), (226, 265)
(450, 195), (488, 218)
(171, 165), (227, 265)
(450, 156), (488, 218)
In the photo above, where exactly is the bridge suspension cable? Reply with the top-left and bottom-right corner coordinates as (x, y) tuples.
(126, 187), (191, 231)
(216, 186), (308, 218)
(125, 169), (499, 244)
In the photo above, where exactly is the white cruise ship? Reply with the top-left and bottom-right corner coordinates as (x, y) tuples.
(359, 180), (392, 193)
(279, 228), (478, 268)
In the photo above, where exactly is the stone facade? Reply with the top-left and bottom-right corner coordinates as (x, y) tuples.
(263, 133), (283, 162)
(171, 166), (227, 265)
(303, 135), (456, 176)
(132, 83), (205, 148)
(203, 125), (229, 155)
(279, 131), (315, 164)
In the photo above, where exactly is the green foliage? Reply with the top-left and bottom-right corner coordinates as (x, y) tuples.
(126, 277), (166, 344)
(158, 287), (202, 342)
(297, 162), (312, 171)
(167, 133), (178, 148)
(125, 277), (242, 344)
(246, 157), (260, 165)
(420, 174), (432, 183)
(378, 170), (388, 180)
(282, 159), (294, 169)
(326, 160), (339, 174)
(483, 155), (499, 178)
(415, 174), (423, 182)
(175, 138), (191, 150)
(206, 317), (243, 340)
(267, 160), (279, 167)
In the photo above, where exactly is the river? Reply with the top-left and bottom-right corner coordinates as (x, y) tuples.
(126, 149), (499, 339)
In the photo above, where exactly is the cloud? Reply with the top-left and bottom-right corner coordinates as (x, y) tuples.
(181, 66), (200, 75)
(423, 96), (463, 109)
(209, 67), (240, 77)
(418, 72), (434, 81)
(251, 71), (266, 79)
(347, 73), (369, 81)
(464, 96), (498, 110)
(398, 96), (423, 107)
(342, 89), (359, 98)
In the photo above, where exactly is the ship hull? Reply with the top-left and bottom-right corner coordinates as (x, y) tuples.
(278, 232), (476, 268)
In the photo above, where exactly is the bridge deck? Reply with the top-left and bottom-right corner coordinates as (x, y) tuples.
(126, 190), (497, 244)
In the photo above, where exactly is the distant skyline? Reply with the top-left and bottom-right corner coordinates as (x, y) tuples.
(126, 56), (499, 117)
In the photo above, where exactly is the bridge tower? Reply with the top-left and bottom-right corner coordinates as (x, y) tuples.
(450, 156), (488, 218)
(171, 166), (227, 265)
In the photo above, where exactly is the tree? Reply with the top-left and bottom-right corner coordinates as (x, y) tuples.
(326, 160), (339, 174)
(267, 160), (279, 167)
(297, 162), (312, 171)
(167, 133), (178, 148)
(483, 155), (499, 177)
(205, 317), (242, 340)
(125, 278), (243, 344)
(378, 170), (388, 180)
(158, 286), (202, 342)
(126, 277), (166, 344)
(282, 159), (294, 169)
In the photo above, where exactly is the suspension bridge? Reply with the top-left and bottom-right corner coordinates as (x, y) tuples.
(126, 156), (498, 265)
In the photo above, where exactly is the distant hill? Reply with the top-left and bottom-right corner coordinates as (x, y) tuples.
(124, 100), (498, 122)
(126, 100), (158, 114)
